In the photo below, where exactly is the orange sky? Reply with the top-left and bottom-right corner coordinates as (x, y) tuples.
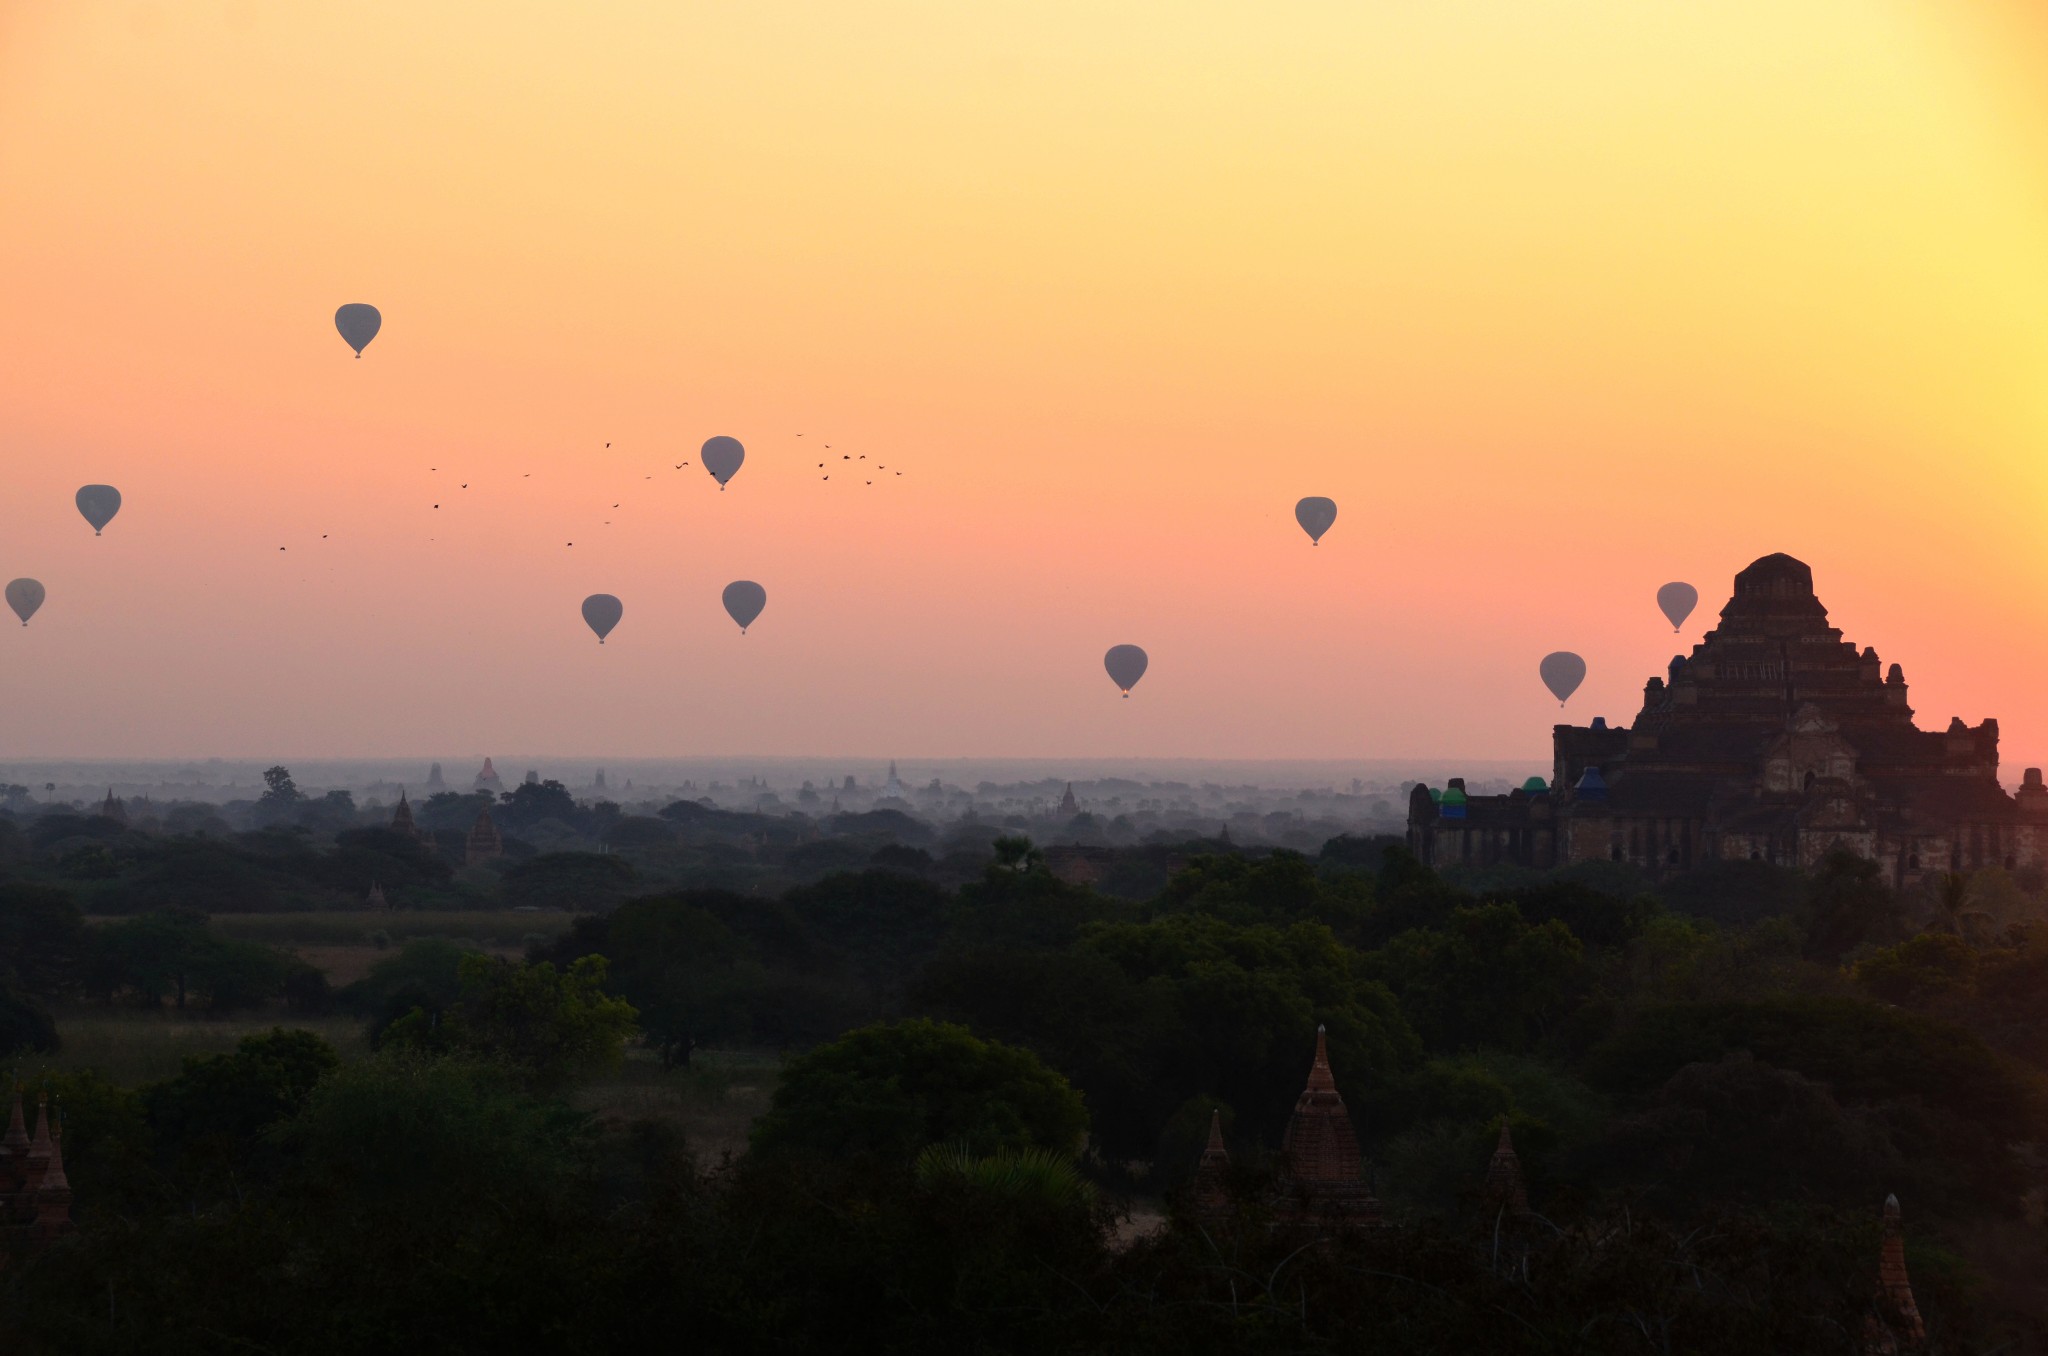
(2, 1), (2046, 767)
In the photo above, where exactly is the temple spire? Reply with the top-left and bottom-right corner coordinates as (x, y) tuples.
(1864, 1194), (1926, 1354)
(1191, 1108), (1231, 1218)
(38, 1106), (67, 1194)
(1484, 1119), (1529, 1215)
(24, 1091), (51, 1191)
(1278, 1025), (1378, 1225)
(1305, 1023), (1337, 1092)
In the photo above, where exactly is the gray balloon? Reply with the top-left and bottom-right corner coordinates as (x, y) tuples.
(1539, 651), (1586, 706)
(76, 485), (121, 535)
(334, 303), (382, 357)
(6, 579), (45, 627)
(581, 593), (623, 644)
(701, 436), (745, 489)
(1294, 496), (1337, 545)
(1656, 581), (1698, 633)
(1104, 644), (1149, 696)
(722, 580), (767, 632)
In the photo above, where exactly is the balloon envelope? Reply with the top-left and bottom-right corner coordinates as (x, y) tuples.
(581, 593), (623, 643)
(722, 580), (767, 632)
(1539, 651), (1586, 706)
(6, 579), (45, 626)
(1294, 496), (1337, 544)
(1656, 581), (1698, 633)
(334, 303), (382, 356)
(75, 485), (121, 535)
(1104, 644), (1149, 695)
(702, 436), (745, 488)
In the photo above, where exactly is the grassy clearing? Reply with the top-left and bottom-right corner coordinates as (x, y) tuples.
(40, 1007), (371, 1086)
(579, 1047), (782, 1160)
(208, 910), (578, 948)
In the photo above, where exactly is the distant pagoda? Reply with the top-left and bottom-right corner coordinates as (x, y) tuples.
(465, 805), (504, 865)
(473, 758), (504, 793)
(97, 789), (127, 825)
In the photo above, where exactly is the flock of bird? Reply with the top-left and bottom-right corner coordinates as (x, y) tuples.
(8, 304), (1703, 706)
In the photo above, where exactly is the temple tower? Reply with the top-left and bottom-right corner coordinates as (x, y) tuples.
(1277, 1026), (1379, 1225)
(465, 806), (504, 865)
(1863, 1194), (1926, 1354)
(1191, 1109), (1231, 1220)
(474, 758), (504, 793)
(1483, 1121), (1529, 1216)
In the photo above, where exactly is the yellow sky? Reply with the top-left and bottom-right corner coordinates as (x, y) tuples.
(1, 1), (2046, 766)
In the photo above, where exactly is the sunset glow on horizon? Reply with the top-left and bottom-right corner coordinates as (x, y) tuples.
(4, 1), (2047, 767)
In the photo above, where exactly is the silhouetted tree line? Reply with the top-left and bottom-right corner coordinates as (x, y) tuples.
(1, 829), (2045, 1350)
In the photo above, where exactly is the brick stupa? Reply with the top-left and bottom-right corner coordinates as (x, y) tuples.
(1275, 1026), (1378, 1227)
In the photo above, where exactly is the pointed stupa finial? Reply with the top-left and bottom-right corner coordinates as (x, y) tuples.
(1203, 1109), (1227, 1161)
(1306, 1024), (1336, 1092)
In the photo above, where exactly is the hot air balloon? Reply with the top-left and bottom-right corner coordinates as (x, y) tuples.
(581, 594), (623, 644)
(1656, 581), (1698, 633)
(701, 437), (745, 489)
(75, 485), (121, 536)
(1294, 497), (1337, 545)
(722, 580), (767, 632)
(1104, 644), (1149, 697)
(1539, 651), (1586, 706)
(334, 304), (382, 357)
(6, 579), (45, 627)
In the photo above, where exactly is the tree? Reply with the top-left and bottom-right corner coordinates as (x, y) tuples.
(146, 1027), (340, 1186)
(352, 938), (472, 1045)
(259, 765), (302, 809)
(0, 977), (58, 1058)
(0, 881), (92, 998)
(1852, 931), (1977, 1007)
(1930, 871), (1997, 938)
(751, 1019), (1088, 1165)
(383, 954), (638, 1091)
(1364, 903), (1588, 1052)
(500, 851), (639, 912)
(990, 834), (1044, 874)
(1801, 846), (1902, 962)
(495, 778), (581, 831)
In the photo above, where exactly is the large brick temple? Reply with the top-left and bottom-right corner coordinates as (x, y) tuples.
(1409, 553), (2048, 884)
